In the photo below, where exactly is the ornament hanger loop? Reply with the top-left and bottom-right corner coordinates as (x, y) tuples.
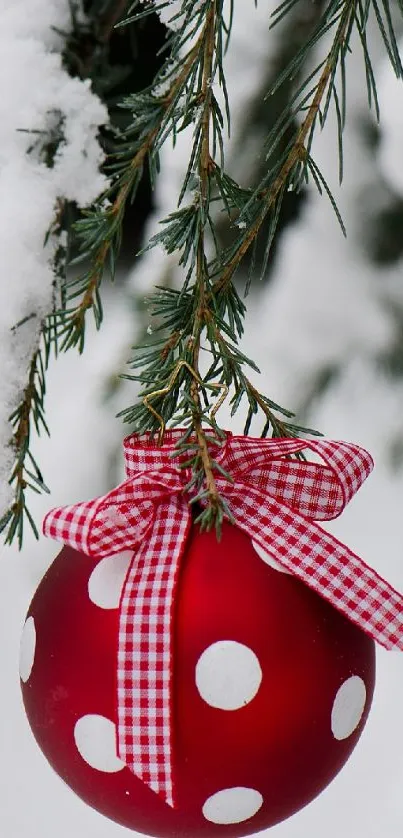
(143, 359), (228, 444)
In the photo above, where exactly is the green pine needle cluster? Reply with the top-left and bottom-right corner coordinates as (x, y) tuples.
(3, 0), (403, 544)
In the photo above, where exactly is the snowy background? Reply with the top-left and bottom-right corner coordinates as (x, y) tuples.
(2, 1), (403, 836)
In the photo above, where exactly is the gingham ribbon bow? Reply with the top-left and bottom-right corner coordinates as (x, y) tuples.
(43, 431), (403, 808)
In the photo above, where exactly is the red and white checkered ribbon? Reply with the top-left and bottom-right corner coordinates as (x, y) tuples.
(43, 431), (403, 808)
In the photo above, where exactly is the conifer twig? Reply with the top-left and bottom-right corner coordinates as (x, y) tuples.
(58, 32), (206, 351)
(4, 0), (403, 546)
(1, 338), (50, 547)
(212, 1), (354, 295)
(188, 2), (223, 526)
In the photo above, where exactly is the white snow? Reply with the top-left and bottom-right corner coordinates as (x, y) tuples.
(0, 0), (108, 517)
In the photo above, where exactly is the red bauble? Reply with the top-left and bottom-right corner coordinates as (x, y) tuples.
(20, 522), (375, 837)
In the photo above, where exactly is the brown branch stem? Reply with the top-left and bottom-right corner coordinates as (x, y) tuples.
(190, 2), (221, 508)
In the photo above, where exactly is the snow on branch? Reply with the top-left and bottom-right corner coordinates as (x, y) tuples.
(0, 0), (108, 526)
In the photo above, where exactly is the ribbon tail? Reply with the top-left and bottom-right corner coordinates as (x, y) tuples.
(117, 496), (191, 808)
(228, 486), (403, 651)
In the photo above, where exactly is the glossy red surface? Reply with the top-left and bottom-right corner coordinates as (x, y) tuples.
(21, 522), (375, 837)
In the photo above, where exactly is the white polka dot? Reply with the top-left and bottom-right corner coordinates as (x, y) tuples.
(88, 551), (132, 609)
(196, 640), (262, 710)
(19, 616), (36, 683)
(74, 715), (125, 772)
(202, 787), (263, 824)
(252, 540), (292, 574)
(331, 676), (367, 740)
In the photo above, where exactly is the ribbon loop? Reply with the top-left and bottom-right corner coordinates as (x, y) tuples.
(43, 430), (402, 810)
(44, 472), (183, 558)
(224, 435), (373, 520)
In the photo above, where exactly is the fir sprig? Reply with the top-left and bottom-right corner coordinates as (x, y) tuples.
(4, 0), (403, 545)
(0, 332), (51, 547)
(115, 0), (403, 533)
(0, 205), (69, 546)
(57, 21), (210, 351)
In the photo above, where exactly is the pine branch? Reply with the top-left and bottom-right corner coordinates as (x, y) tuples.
(212, 0), (403, 293)
(1, 2), (135, 547)
(188, 1), (226, 534)
(1, 202), (69, 547)
(57, 30), (206, 351)
(4, 0), (403, 546)
(118, 1), (325, 532)
(0, 333), (50, 548)
(116, 0), (403, 532)
(211, 0), (354, 295)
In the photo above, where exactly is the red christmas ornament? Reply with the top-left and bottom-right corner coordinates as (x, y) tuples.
(20, 432), (403, 837)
